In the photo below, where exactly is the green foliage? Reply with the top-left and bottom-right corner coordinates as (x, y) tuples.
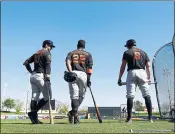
(134, 100), (144, 111)
(15, 100), (24, 114)
(58, 103), (69, 114)
(3, 98), (16, 111)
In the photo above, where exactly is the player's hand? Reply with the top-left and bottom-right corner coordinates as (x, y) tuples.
(45, 74), (51, 81)
(118, 78), (122, 86)
(87, 80), (91, 87)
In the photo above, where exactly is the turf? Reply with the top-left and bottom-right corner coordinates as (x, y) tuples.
(1, 119), (174, 133)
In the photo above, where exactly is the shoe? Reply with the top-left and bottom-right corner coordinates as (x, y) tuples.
(74, 113), (79, 124)
(125, 118), (132, 123)
(35, 113), (43, 124)
(67, 111), (73, 124)
(28, 112), (36, 124)
(148, 119), (154, 123)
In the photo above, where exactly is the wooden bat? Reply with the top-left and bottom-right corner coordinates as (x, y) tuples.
(89, 87), (102, 123)
(46, 81), (54, 124)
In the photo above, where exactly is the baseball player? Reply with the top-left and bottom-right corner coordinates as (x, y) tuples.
(118, 39), (153, 123)
(65, 40), (93, 124)
(23, 40), (55, 124)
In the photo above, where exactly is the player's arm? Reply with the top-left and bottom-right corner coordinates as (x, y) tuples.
(118, 60), (127, 80)
(86, 53), (93, 77)
(66, 52), (72, 72)
(118, 52), (127, 85)
(45, 52), (51, 80)
(145, 53), (151, 81)
(23, 55), (34, 74)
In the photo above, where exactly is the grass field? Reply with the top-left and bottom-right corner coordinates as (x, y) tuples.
(1, 119), (174, 133)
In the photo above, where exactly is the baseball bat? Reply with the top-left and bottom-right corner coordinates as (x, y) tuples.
(46, 81), (54, 124)
(89, 86), (102, 123)
(121, 81), (157, 85)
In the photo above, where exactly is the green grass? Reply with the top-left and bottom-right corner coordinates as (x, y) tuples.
(1, 119), (174, 133)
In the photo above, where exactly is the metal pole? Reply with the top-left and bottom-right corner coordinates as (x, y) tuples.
(152, 60), (162, 118)
(2, 84), (8, 111)
(26, 73), (30, 114)
(163, 69), (172, 110)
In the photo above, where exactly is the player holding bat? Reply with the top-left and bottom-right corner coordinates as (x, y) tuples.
(23, 40), (55, 124)
(117, 39), (153, 123)
(64, 40), (94, 124)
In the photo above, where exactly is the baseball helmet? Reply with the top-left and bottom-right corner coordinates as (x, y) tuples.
(77, 40), (85, 49)
(125, 39), (136, 47)
(64, 71), (77, 83)
(42, 40), (55, 48)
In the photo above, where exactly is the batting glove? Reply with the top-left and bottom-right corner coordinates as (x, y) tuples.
(118, 79), (122, 86)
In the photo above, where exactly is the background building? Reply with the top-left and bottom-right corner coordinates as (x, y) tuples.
(88, 107), (121, 119)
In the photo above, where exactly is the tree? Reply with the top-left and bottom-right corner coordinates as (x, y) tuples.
(58, 103), (69, 114)
(3, 98), (16, 111)
(55, 101), (63, 112)
(15, 99), (24, 113)
(134, 100), (144, 112)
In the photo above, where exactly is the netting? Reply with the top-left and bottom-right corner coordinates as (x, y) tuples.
(152, 42), (174, 118)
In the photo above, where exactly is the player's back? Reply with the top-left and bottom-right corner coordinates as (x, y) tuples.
(33, 49), (50, 74)
(69, 49), (92, 72)
(124, 47), (149, 71)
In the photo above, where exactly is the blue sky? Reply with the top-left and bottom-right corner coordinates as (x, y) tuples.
(1, 1), (174, 110)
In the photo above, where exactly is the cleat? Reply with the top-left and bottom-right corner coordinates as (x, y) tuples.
(28, 112), (36, 124)
(74, 113), (79, 124)
(35, 114), (43, 124)
(67, 111), (73, 124)
(125, 118), (132, 123)
(149, 119), (154, 123)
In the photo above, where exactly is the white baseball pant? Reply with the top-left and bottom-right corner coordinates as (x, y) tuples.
(126, 69), (150, 98)
(30, 72), (50, 101)
(69, 70), (87, 100)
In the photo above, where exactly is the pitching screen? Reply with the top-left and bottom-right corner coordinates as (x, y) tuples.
(152, 42), (174, 118)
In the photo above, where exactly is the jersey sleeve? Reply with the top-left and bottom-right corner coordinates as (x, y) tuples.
(65, 52), (72, 62)
(145, 52), (150, 62)
(122, 51), (128, 61)
(45, 52), (51, 75)
(23, 54), (35, 65)
(86, 53), (93, 69)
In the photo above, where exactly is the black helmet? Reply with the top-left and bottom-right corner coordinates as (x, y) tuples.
(42, 40), (55, 48)
(125, 39), (136, 47)
(77, 40), (85, 49)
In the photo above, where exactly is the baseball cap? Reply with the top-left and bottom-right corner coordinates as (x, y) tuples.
(125, 39), (136, 47)
(42, 40), (55, 48)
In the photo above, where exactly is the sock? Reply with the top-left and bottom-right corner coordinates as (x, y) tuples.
(30, 100), (37, 112)
(78, 97), (84, 107)
(36, 98), (48, 112)
(127, 98), (133, 120)
(144, 96), (152, 120)
(71, 99), (79, 115)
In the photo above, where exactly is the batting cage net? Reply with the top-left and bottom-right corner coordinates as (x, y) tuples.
(152, 41), (174, 119)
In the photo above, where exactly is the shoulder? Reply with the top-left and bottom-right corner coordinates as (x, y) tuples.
(139, 49), (148, 55)
(124, 50), (130, 54)
(82, 50), (92, 56)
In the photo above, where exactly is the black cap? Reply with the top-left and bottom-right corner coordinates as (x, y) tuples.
(125, 39), (136, 47)
(77, 40), (85, 48)
(42, 40), (55, 48)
